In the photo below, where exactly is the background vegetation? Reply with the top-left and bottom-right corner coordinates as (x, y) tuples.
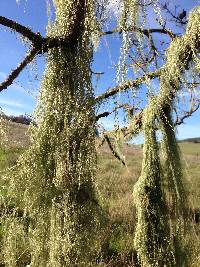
(0, 1), (200, 266)
(0, 122), (199, 266)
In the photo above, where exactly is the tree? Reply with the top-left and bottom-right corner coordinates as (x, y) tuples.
(1, 1), (103, 266)
(0, 1), (200, 266)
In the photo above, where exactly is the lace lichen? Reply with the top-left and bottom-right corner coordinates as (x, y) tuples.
(133, 102), (175, 267)
(1, 1), (103, 266)
(1, 3), (200, 267)
(117, 0), (139, 83)
(133, 6), (200, 267)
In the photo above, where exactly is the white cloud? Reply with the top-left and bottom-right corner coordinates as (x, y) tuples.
(0, 72), (6, 81)
(1, 107), (23, 116)
(0, 98), (24, 108)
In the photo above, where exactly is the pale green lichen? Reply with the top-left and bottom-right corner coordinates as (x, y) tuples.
(133, 6), (200, 267)
(133, 102), (175, 267)
(1, 1), (103, 266)
(118, 0), (138, 30)
(160, 111), (187, 219)
(117, 0), (139, 83)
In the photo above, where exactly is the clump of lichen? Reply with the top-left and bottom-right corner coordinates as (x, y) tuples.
(117, 0), (139, 83)
(133, 7), (200, 267)
(1, 1), (103, 266)
(133, 102), (175, 267)
(118, 0), (138, 30)
(160, 110), (187, 220)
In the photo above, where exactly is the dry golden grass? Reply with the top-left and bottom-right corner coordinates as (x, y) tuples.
(0, 121), (200, 266)
(2, 120), (29, 148)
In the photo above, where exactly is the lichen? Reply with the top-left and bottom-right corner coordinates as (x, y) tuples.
(133, 7), (200, 267)
(133, 102), (175, 267)
(1, 1), (103, 266)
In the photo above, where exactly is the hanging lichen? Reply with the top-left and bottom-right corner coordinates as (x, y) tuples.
(1, 1), (103, 266)
(116, 0), (139, 84)
(133, 7), (200, 267)
(118, 0), (138, 30)
(133, 102), (175, 267)
(160, 109), (187, 219)
(159, 108), (189, 266)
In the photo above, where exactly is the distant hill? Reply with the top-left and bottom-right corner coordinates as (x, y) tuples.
(179, 137), (200, 143)
(0, 112), (32, 125)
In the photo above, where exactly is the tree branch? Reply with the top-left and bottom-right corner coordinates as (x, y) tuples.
(96, 104), (129, 121)
(175, 102), (200, 126)
(0, 15), (44, 45)
(110, 8), (200, 138)
(140, 28), (176, 39)
(104, 134), (126, 166)
(0, 4), (86, 91)
(162, 4), (188, 26)
(0, 46), (40, 92)
(95, 69), (161, 102)
(102, 26), (176, 40)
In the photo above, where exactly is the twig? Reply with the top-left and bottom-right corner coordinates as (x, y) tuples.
(175, 102), (200, 126)
(104, 134), (126, 166)
(102, 26), (176, 40)
(96, 104), (129, 121)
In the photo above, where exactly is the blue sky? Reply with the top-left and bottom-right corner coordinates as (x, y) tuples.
(0, 0), (199, 142)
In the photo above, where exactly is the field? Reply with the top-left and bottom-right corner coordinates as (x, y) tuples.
(0, 121), (200, 266)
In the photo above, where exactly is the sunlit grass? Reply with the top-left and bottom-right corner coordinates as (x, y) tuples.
(179, 142), (200, 156)
(0, 136), (200, 266)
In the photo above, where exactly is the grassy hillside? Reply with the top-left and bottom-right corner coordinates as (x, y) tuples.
(0, 122), (200, 266)
(179, 142), (200, 156)
(179, 137), (200, 143)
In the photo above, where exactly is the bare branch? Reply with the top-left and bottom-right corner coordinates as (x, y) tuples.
(0, 15), (44, 44)
(161, 4), (188, 26)
(0, 46), (40, 92)
(91, 70), (105, 75)
(96, 111), (111, 121)
(175, 101), (200, 126)
(96, 104), (130, 121)
(102, 26), (176, 40)
(104, 134), (126, 166)
(136, 27), (176, 40)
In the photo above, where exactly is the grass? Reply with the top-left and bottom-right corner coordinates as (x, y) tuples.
(179, 142), (200, 156)
(0, 122), (200, 266)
